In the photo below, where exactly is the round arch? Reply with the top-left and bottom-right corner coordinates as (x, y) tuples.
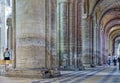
(105, 24), (120, 37)
(98, 8), (120, 25)
(112, 35), (120, 55)
(104, 17), (120, 32)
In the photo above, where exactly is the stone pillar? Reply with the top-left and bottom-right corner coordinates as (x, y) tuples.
(7, 0), (60, 78)
(7, 21), (13, 60)
(0, 0), (5, 59)
(102, 32), (106, 64)
(69, 3), (73, 69)
(81, 17), (90, 67)
(100, 27), (104, 65)
(57, 2), (68, 69)
(104, 35), (108, 64)
(12, 0), (16, 68)
(96, 27), (101, 65)
(76, 0), (82, 69)
(0, 28), (1, 58)
(89, 17), (95, 67)
(45, 0), (58, 69)
(114, 41), (118, 56)
(57, 1), (73, 69)
(7, 18), (13, 50)
(15, 0), (46, 69)
(93, 26), (97, 65)
(57, 0), (82, 70)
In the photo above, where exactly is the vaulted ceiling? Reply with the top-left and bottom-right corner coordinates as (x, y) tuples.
(83, 0), (120, 54)
(90, 0), (120, 42)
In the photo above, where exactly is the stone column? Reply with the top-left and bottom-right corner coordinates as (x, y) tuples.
(61, 3), (69, 68)
(69, 3), (73, 69)
(7, 18), (13, 50)
(45, 0), (58, 70)
(89, 17), (95, 67)
(0, 0), (5, 59)
(7, 21), (13, 61)
(96, 27), (101, 65)
(6, 0), (60, 78)
(81, 17), (90, 67)
(15, 0), (46, 69)
(12, 0), (16, 68)
(100, 28), (104, 65)
(0, 28), (1, 58)
(102, 32), (106, 64)
(57, 1), (71, 69)
(76, 0), (82, 69)
(104, 35), (108, 64)
(93, 26), (97, 65)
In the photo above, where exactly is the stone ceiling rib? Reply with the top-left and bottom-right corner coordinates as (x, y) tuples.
(104, 19), (120, 34)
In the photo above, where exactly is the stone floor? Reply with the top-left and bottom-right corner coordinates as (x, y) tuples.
(0, 76), (33, 83)
(0, 64), (120, 83)
(31, 65), (120, 83)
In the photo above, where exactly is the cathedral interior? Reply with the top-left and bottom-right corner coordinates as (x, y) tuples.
(0, 0), (120, 83)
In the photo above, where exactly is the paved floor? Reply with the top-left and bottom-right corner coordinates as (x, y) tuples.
(0, 65), (120, 83)
(32, 66), (120, 83)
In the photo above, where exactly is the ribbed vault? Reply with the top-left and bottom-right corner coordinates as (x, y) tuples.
(90, 0), (120, 56)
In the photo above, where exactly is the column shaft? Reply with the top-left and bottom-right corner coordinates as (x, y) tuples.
(81, 18), (90, 67)
(16, 0), (46, 69)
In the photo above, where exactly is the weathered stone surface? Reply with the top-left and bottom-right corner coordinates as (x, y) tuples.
(5, 68), (60, 78)
(6, 0), (60, 78)
(15, 0), (46, 69)
(6, 68), (50, 78)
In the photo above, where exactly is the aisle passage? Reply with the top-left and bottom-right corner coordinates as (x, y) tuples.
(32, 66), (120, 83)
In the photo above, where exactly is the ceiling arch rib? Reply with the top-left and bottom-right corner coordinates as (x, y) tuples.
(106, 25), (120, 37)
(104, 20), (120, 35)
(112, 35), (120, 55)
(111, 34), (120, 45)
(97, 9), (120, 39)
(109, 33), (120, 53)
(98, 8), (120, 26)
(109, 29), (120, 40)
(90, 0), (102, 15)
(91, 0), (119, 15)
(113, 35), (120, 44)
(109, 27), (120, 36)
(92, 0), (120, 27)
(88, 0), (120, 57)
(103, 17), (120, 30)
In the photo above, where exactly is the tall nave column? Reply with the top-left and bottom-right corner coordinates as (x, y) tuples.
(7, 0), (60, 78)
(15, 0), (46, 69)
(57, 0), (73, 69)
(81, 17), (91, 67)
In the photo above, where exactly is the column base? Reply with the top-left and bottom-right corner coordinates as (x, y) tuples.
(82, 64), (90, 68)
(4, 68), (60, 78)
(90, 64), (96, 67)
(97, 63), (102, 66)
(82, 63), (96, 69)
(78, 66), (85, 70)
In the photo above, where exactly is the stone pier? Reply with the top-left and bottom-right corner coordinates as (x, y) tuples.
(81, 17), (91, 68)
(6, 0), (60, 78)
